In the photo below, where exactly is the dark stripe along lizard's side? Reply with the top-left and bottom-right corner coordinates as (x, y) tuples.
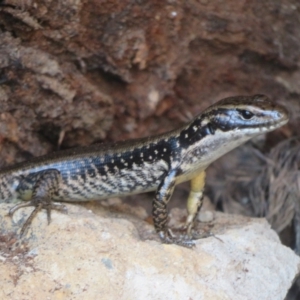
(0, 94), (289, 247)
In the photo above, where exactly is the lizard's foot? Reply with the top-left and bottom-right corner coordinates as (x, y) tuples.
(188, 229), (214, 240)
(158, 229), (195, 248)
(8, 198), (67, 237)
(185, 224), (224, 244)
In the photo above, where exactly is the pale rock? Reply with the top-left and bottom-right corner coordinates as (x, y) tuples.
(0, 201), (299, 300)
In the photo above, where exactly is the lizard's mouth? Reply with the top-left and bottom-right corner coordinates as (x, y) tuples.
(267, 116), (289, 131)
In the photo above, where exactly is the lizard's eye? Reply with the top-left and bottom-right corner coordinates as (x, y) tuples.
(237, 109), (254, 120)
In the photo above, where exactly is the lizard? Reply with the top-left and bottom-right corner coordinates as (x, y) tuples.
(0, 94), (289, 246)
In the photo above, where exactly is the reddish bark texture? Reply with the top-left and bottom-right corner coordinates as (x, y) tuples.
(0, 0), (298, 163)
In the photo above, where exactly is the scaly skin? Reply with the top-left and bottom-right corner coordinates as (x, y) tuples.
(0, 94), (289, 246)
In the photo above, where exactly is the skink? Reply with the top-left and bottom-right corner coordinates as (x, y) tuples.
(0, 94), (289, 246)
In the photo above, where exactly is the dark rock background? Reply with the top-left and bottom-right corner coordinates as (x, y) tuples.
(0, 0), (297, 160)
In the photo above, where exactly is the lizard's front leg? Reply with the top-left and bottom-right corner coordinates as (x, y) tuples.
(185, 171), (206, 237)
(152, 169), (194, 247)
(9, 169), (66, 236)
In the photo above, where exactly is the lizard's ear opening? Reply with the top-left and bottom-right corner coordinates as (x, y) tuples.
(206, 123), (216, 135)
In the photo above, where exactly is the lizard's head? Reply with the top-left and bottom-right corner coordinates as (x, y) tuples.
(177, 95), (289, 167)
(204, 94), (289, 136)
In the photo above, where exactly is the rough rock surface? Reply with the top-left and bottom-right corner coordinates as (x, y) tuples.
(0, 202), (299, 300)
